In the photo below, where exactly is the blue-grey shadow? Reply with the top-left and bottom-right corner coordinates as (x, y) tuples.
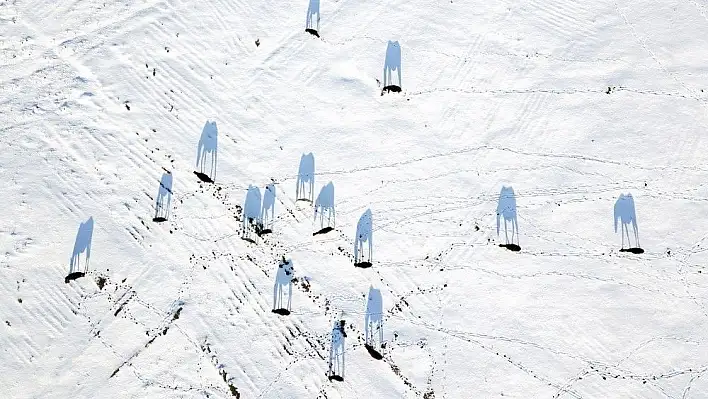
(195, 120), (218, 183)
(272, 257), (294, 315)
(354, 209), (373, 268)
(296, 152), (315, 202)
(242, 184), (262, 243)
(614, 193), (642, 253)
(382, 40), (402, 94)
(364, 286), (383, 359)
(328, 319), (346, 381)
(260, 183), (276, 235)
(66, 217), (94, 283)
(305, 0), (320, 37)
(313, 181), (335, 235)
(153, 171), (173, 222)
(496, 186), (520, 251)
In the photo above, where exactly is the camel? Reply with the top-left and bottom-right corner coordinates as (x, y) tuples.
(305, 0), (320, 34)
(70, 217), (94, 274)
(354, 209), (373, 265)
(614, 193), (640, 249)
(196, 121), (218, 181)
(154, 171), (173, 221)
(314, 182), (335, 230)
(365, 286), (383, 350)
(273, 257), (295, 313)
(328, 319), (347, 381)
(296, 152), (315, 202)
(242, 185), (262, 239)
(383, 40), (402, 90)
(261, 183), (276, 232)
(496, 186), (519, 246)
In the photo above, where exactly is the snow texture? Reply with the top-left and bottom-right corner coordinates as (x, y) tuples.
(2, 0), (708, 398)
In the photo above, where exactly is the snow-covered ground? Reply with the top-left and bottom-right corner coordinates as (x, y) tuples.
(2, 0), (708, 397)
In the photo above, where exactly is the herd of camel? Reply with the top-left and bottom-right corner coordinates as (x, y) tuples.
(65, 119), (643, 380)
(61, 5), (644, 380)
(63, 115), (643, 380)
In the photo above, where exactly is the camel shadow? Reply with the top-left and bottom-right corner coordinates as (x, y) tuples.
(354, 209), (373, 268)
(66, 217), (94, 283)
(242, 185), (263, 243)
(195, 120), (218, 183)
(313, 182), (335, 235)
(153, 171), (173, 223)
(305, 0), (320, 37)
(364, 286), (384, 360)
(296, 153), (315, 202)
(327, 319), (347, 381)
(272, 257), (294, 316)
(260, 183), (276, 235)
(496, 186), (520, 252)
(382, 40), (402, 94)
(614, 193), (643, 253)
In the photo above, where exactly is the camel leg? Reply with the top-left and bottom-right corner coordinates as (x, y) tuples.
(369, 239), (373, 263)
(213, 153), (217, 182)
(379, 320), (383, 348)
(273, 283), (278, 309)
(287, 282), (292, 311)
(85, 246), (90, 272)
(504, 219), (510, 245)
(624, 224), (630, 248)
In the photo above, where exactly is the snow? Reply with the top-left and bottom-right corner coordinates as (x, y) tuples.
(2, 0), (708, 398)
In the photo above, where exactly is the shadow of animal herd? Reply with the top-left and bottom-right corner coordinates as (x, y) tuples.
(60, 2), (646, 386)
(64, 121), (645, 382)
(303, 0), (402, 96)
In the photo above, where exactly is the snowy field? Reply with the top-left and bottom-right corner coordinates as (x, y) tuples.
(2, 0), (708, 397)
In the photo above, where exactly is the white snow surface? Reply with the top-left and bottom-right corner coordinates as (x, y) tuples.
(2, 0), (708, 398)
